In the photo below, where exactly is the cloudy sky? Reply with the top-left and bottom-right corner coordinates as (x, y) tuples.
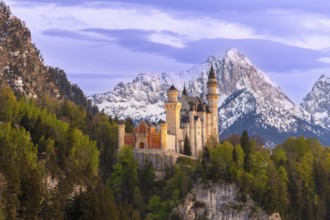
(5, 0), (330, 103)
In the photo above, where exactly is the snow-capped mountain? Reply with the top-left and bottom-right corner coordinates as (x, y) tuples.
(90, 49), (330, 146)
(213, 50), (329, 146)
(301, 74), (330, 129)
(90, 72), (187, 121)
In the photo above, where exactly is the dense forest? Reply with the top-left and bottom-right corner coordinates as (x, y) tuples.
(0, 85), (330, 219)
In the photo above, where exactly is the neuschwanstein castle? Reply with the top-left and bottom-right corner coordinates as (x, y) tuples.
(118, 66), (219, 158)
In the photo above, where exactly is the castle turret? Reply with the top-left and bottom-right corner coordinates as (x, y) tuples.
(167, 85), (179, 102)
(182, 83), (188, 96)
(165, 85), (182, 152)
(118, 123), (126, 149)
(207, 65), (219, 142)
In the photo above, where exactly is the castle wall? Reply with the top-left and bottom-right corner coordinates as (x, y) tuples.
(167, 134), (176, 152)
(133, 149), (195, 176)
(206, 113), (211, 142)
(161, 123), (168, 150)
(195, 119), (202, 158)
(182, 124), (189, 140)
(189, 112), (195, 155)
(150, 133), (161, 149)
(135, 132), (148, 149)
(124, 133), (135, 147)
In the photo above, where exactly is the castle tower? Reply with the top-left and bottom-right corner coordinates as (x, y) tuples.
(160, 122), (168, 150)
(189, 104), (196, 155)
(205, 105), (212, 141)
(164, 85), (182, 152)
(197, 103), (206, 148)
(207, 65), (219, 142)
(118, 123), (126, 149)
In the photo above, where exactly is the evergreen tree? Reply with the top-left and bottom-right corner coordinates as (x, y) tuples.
(125, 117), (134, 133)
(183, 134), (191, 156)
(108, 146), (139, 203)
(241, 130), (251, 172)
(233, 145), (238, 165)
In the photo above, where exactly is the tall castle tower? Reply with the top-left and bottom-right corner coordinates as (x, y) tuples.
(207, 66), (219, 142)
(118, 123), (125, 149)
(164, 85), (182, 151)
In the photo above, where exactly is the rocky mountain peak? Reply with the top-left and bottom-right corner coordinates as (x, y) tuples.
(301, 74), (330, 128)
(205, 55), (217, 63)
(224, 48), (253, 67)
(0, 1), (88, 107)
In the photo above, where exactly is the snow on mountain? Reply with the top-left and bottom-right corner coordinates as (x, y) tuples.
(90, 48), (330, 146)
(301, 74), (330, 129)
(90, 72), (188, 120)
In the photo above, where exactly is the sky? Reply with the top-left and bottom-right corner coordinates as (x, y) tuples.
(5, 0), (330, 103)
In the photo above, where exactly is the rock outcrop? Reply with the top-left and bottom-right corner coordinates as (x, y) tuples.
(0, 2), (88, 107)
(172, 181), (281, 220)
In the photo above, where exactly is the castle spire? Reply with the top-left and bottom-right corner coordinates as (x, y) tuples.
(182, 83), (188, 96)
(208, 65), (216, 80)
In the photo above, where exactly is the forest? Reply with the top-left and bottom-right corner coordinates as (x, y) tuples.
(0, 85), (330, 220)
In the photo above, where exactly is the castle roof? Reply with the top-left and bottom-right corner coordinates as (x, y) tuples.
(194, 115), (199, 121)
(168, 85), (178, 91)
(208, 65), (216, 80)
(182, 83), (188, 96)
(196, 103), (205, 112)
(189, 103), (195, 112)
(181, 116), (189, 124)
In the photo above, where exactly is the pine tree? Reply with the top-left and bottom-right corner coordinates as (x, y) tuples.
(233, 145), (238, 165)
(183, 134), (191, 156)
(240, 130), (251, 172)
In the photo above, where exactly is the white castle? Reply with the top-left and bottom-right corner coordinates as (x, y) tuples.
(118, 66), (219, 158)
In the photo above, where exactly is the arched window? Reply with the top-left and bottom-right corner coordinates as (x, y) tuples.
(139, 142), (145, 149)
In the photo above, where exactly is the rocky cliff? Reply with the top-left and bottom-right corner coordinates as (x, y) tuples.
(0, 2), (88, 107)
(173, 181), (281, 220)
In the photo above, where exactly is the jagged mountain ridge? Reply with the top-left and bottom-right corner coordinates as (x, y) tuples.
(0, 2), (88, 107)
(301, 74), (330, 129)
(90, 49), (330, 146)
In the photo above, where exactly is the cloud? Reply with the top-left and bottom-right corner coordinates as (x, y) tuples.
(319, 57), (330, 64)
(6, 0), (330, 98)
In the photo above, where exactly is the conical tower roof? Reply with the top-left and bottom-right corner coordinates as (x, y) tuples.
(182, 83), (188, 96)
(208, 65), (216, 80)
(168, 85), (178, 91)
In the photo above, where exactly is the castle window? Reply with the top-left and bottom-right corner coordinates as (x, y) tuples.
(139, 142), (145, 149)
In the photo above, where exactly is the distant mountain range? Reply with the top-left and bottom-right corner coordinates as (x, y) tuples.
(90, 49), (330, 146)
